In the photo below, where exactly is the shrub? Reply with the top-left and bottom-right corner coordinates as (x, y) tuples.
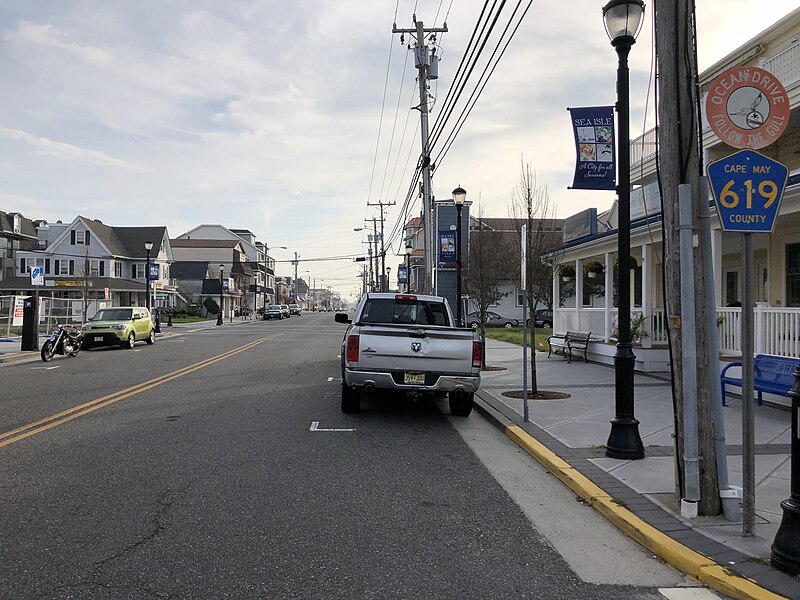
(203, 297), (219, 315)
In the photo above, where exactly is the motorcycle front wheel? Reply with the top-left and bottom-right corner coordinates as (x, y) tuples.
(41, 340), (55, 362)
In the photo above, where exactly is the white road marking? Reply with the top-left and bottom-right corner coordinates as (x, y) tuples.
(659, 588), (720, 599)
(133, 349), (142, 352)
(310, 421), (355, 432)
(30, 366), (60, 370)
(326, 377), (333, 382)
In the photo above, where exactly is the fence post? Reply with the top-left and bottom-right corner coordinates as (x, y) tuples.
(754, 302), (767, 355)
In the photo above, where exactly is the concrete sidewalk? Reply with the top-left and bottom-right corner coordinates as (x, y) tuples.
(476, 338), (799, 599)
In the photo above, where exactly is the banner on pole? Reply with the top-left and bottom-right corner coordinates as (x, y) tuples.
(568, 106), (616, 191)
(520, 224), (527, 291)
(398, 265), (408, 284)
(438, 230), (456, 268)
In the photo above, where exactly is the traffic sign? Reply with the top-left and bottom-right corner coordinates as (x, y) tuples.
(706, 66), (789, 150)
(707, 149), (788, 233)
(30, 266), (44, 286)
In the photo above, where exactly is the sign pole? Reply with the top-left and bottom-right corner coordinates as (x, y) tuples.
(521, 225), (528, 422)
(742, 232), (755, 537)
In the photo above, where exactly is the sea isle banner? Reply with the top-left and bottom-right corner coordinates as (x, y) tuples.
(568, 106), (616, 191)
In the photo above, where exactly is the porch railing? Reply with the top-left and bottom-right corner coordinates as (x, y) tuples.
(554, 307), (667, 347)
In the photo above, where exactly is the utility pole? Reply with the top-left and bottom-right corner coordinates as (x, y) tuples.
(656, 0), (723, 517)
(370, 219), (380, 292)
(367, 236), (375, 292)
(394, 18), (447, 295)
(368, 200), (396, 292)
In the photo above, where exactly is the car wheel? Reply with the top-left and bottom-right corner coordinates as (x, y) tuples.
(449, 391), (474, 417)
(125, 332), (135, 349)
(146, 329), (155, 345)
(504, 322), (514, 328)
(341, 384), (360, 413)
(543, 321), (552, 328)
(469, 321), (479, 330)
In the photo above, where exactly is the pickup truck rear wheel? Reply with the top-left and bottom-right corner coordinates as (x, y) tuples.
(341, 384), (361, 413)
(449, 392), (474, 417)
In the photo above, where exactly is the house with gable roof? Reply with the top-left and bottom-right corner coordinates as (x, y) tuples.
(6, 216), (175, 314)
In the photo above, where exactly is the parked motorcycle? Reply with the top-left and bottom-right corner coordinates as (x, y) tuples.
(41, 323), (83, 362)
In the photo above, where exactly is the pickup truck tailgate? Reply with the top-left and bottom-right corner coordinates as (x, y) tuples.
(356, 325), (475, 373)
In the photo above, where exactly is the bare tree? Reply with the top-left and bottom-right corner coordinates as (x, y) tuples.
(75, 245), (92, 324)
(464, 204), (515, 368)
(510, 159), (564, 393)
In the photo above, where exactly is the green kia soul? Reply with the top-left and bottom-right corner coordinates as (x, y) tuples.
(81, 307), (156, 350)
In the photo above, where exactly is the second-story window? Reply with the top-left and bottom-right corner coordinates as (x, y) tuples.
(114, 262), (122, 277)
(89, 260), (100, 276)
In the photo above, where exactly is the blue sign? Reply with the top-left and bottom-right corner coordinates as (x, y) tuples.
(397, 265), (408, 284)
(30, 266), (44, 286)
(149, 263), (160, 281)
(707, 149), (788, 233)
(222, 279), (229, 292)
(568, 106), (616, 191)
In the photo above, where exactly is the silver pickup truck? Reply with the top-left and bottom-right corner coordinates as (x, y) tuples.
(334, 293), (482, 416)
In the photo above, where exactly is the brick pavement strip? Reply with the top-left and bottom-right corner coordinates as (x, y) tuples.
(475, 390), (795, 600)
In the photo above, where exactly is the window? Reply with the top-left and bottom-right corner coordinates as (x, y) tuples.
(725, 271), (740, 306)
(75, 230), (90, 245)
(114, 261), (123, 278)
(786, 243), (800, 307)
(132, 264), (145, 279)
(59, 260), (69, 275)
(89, 260), (100, 276)
(516, 289), (524, 307)
(360, 297), (450, 326)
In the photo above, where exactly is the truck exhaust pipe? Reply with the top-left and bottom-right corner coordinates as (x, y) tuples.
(364, 384), (375, 395)
(453, 388), (464, 398)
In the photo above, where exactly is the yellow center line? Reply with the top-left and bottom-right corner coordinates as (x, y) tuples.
(0, 333), (283, 448)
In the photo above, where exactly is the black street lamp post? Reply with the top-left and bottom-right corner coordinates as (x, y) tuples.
(217, 264), (224, 326)
(144, 241), (153, 312)
(603, 0), (645, 460)
(452, 186), (466, 327)
(771, 364), (800, 575)
(405, 242), (413, 292)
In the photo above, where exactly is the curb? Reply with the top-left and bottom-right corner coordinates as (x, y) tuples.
(474, 392), (789, 600)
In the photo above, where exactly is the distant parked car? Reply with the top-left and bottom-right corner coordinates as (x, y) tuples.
(530, 308), (553, 328)
(466, 310), (519, 329)
(280, 304), (291, 318)
(288, 303), (302, 316)
(264, 305), (284, 320)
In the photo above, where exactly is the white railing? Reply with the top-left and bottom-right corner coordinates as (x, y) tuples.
(630, 127), (657, 166)
(760, 41), (800, 89)
(553, 306), (667, 346)
(717, 307), (741, 355)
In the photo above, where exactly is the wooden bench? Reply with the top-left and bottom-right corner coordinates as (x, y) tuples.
(720, 354), (799, 406)
(547, 330), (591, 364)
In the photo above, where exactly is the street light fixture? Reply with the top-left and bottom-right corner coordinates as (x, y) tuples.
(217, 264), (225, 326)
(144, 241), (153, 312)
(405, 242), (413, 292)
(603, 0), (645, 460)
(452, 186), (467, 328)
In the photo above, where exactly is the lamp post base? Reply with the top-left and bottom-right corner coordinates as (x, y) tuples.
(606, 417), (645, 459)
(771, 498), (800, 576)
(216, 314), (223, 326)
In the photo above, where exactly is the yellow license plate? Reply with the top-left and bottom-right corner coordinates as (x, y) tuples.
(404, 372), (425, 385)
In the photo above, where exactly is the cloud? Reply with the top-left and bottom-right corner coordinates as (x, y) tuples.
(12, 21), (113, 65)
(0, 128), (148, 172)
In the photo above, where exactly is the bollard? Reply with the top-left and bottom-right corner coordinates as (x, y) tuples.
(770, 362), (800, 576)
(167, 310), (173, 327)
(154, 309), (162, 334)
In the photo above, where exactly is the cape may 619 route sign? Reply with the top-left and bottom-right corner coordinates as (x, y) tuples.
(707, 149), (788, 233)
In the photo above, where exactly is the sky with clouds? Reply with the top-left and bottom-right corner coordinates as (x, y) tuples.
(0, 0), (798, 299)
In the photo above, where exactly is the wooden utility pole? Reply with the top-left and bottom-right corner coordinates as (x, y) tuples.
(368, 200), (396, 292)
(656, 0), (720, 515)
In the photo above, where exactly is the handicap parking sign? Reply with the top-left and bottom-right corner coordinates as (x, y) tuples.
(30, 266), (44, 286)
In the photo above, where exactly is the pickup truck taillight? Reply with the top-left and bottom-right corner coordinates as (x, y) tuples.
(472, 341), (483, 368)
(346, 334), (360, 363)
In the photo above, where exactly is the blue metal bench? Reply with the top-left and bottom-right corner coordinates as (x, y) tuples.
(720, 354), (799, 406)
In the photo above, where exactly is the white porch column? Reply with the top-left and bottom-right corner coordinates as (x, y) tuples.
(604, 251), (613, 342)
(642, 243), (653, 349)
(711, 228), (723, 305)
(553, 268), (560, 332)
(754, 302), (767, 355)
(575, 259), (583, 331)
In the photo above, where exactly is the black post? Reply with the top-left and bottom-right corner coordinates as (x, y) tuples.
(145, 247), (151, 312)
(606, 36), (644, 460)
(771, 363), (800, 575)
(456, 203), (463, 327)
(216, 267), (224, 326)
(406, 254), (411, 292)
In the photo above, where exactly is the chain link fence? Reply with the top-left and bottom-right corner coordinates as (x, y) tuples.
(0, 295), (109, 339)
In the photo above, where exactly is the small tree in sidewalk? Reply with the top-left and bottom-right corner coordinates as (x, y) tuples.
(464, 204), (515, 368)
(510, 159), (564, 394)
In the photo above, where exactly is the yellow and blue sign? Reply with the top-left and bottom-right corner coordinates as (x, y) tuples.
(707, 149), (788, 233)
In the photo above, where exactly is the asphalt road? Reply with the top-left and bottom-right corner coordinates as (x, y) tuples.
(0, 315), (710, 599)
